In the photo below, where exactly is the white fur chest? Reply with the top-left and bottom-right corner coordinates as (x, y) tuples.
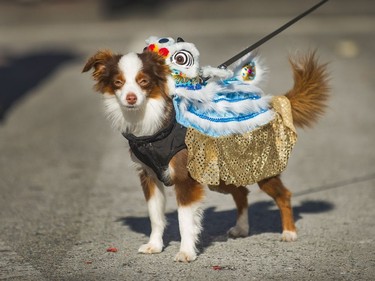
(103, 94), (167, 137)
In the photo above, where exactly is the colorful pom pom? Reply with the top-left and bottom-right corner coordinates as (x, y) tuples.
(148, 44), (156, 52)
(241, 62), (256, 81)
(158, 48), (169, 57)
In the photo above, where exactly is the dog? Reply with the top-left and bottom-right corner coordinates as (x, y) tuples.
(82, 49), (329, 262)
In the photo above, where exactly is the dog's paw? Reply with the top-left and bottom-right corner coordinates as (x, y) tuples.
(228, 225), (249, 238)
(281, 230), (297, 242)
(174, 251), (197, 262)
(138, 243), (163, 254)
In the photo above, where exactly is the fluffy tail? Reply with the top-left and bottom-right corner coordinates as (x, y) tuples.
(285, 51), (330, 128)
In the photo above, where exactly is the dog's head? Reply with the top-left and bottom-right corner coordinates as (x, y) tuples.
(83, 50), (171, 110)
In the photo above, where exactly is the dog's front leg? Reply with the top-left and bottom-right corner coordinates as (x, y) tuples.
(138, 170), (166, 254)
(174, 181), (205, 262)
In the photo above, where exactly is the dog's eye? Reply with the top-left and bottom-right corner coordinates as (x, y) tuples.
(113, 79), (124, 87)
(139, 78), (149, 86)
(171, 50), (194, 67)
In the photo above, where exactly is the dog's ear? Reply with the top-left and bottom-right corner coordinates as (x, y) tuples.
(82, 50), (117, 81)
(83, 50), (122, 94)
(142, 51), (170, 82)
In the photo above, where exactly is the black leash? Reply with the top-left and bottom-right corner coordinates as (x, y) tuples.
(217, 0), (329, 69)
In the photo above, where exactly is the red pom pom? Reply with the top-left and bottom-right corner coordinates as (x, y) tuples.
(158, 48), (169, 57)
(148, 44), (156, 51)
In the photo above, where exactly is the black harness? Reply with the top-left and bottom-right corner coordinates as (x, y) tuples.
(122, 116), (187, 186)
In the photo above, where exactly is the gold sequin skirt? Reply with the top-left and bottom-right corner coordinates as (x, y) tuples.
(185, 96), (297, 187)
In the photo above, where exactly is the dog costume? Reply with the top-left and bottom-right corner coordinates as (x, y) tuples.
(145, 37), (297, 187)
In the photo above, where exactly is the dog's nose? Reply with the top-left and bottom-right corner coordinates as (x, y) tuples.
(126, 93), (137, 105)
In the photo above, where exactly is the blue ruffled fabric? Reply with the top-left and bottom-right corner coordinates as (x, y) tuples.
(173, 90), (271, 137)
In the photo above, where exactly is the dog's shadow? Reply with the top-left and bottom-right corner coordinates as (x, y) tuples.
(117, 199), (334, 250)
(0, 50), (77, 122)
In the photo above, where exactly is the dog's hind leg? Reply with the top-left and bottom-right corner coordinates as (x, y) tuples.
(138, 170), (166, 254)
(174, 179), (205, 262)
(227, 185), (249, 238)
(211, 183), (249, 238)
(258, 175), (297, 241)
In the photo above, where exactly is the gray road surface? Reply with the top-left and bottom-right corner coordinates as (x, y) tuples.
(0, 0), (374, 280)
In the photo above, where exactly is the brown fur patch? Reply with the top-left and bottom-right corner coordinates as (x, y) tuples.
(138, 51), (171, 100)
(175, 180), (205, 206)
(170, 150), (205, 206)
(285, 51), (330, 128)
(169, 149), (189, 184)
(139, 170), (156, 201)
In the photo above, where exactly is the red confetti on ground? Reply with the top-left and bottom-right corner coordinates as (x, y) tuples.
(106, 247), (118, 253)
(212, 265), (223, 270)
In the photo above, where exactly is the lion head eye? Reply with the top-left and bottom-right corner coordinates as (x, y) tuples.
(171, 50), (194, 67)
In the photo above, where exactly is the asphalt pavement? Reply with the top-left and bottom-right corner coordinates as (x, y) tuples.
(0, 0), (374, 280)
